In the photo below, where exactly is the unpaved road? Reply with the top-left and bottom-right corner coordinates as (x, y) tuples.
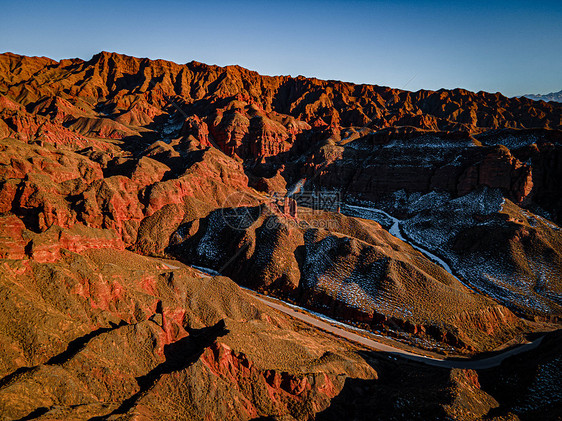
(188, 265), (544, 369)
(249, 292), (543, 369)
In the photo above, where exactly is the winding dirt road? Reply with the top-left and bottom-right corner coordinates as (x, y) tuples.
(249, 292), (543, 369)
(187, 265), (544, 369)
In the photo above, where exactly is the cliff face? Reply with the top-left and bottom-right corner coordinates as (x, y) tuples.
(1, 51), (560, 218)
(298, 130), (562, 226)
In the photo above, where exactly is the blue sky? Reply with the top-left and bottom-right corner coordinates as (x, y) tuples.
(1, 0), (560, 97)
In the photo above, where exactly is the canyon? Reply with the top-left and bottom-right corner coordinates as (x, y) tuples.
(0, 51), (560, 420)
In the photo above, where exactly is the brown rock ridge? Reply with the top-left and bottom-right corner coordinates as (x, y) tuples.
(0, 248), (375, 420)
(0, 137), (256, 252)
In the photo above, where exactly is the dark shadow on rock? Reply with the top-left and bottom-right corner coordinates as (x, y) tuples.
(0, 321), (127, 390)
(316, 350), (455, 421)
(167, 205), (262, 275)
(242, 127), (326, 190)
(477, 329), (562, 420)
(319, 331), (562, 420)
(14, 406), (49, 421)
(46, 321), (128, 366)
(90, 319), (229, 420)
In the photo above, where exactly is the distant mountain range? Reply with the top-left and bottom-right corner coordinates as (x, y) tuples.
(523, 90), (562, 103)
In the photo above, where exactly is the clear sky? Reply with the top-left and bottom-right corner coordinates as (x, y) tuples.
(1, 0), (560, 97)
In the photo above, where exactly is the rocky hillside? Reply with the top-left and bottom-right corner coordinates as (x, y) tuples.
(0, 51), (561, 420)
(169, 204), (524, 353)
(1, 51), (560, 158)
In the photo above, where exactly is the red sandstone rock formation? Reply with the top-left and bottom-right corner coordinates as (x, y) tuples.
(0, 51), (560, 420)
(1, 51), (560, 161)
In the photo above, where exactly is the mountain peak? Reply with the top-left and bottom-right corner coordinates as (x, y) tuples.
(523, 89), (562, 103)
